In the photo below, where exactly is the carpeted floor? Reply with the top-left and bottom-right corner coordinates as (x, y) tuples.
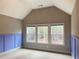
(0, 49), (71, 59)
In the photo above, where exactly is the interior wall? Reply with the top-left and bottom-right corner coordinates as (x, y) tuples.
(71, 0), (79, 59)
(0, 14), (22, 53)
(0, 14), (22, 34)
(22, 6), (71, 54)
(71, 0), (79, 37)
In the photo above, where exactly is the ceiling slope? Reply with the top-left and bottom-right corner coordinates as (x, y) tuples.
(0, 0), (76, 20)
(0, 0), (32, 19)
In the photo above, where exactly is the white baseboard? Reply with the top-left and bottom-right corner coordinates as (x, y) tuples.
(0, 47), (20, 56)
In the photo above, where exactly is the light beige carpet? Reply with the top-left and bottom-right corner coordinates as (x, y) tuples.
(0, 49), (71, 59)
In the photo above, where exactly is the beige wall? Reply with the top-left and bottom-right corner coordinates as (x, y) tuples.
(0, 14), (22, 34)
(72, 0), (79, 37)
(22, 6), (71, 54)
(23, 6), (71, 24)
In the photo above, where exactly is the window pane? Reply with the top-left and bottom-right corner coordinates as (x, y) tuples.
(37, 26), (48, 43)
(26, 27), (36, 43)
(51, 25), (64, 45)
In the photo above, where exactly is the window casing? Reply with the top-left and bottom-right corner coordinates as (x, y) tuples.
(37, 26), (48, 44)
(26, 27), (36, 43)
(26, 24), (65, 45)
(51, 24), (64, 45)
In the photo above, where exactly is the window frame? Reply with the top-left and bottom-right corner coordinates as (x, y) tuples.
(26, 23), (65, 46)
(37, 25), (49, 44)
(50, 23), (65, 46)
(26, 25), (37, 43)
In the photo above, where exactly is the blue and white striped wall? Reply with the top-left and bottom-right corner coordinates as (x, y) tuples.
(0, 33), (22, 53)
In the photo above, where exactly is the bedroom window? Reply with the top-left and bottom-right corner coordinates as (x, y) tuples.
(26, 24), (65, 45)
(37, 26), (48, 44)
(26, 27), (36, 43)
(51, 24), (64, 45)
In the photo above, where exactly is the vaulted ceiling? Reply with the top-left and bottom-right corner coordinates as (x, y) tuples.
(0, 0), (76, 20)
